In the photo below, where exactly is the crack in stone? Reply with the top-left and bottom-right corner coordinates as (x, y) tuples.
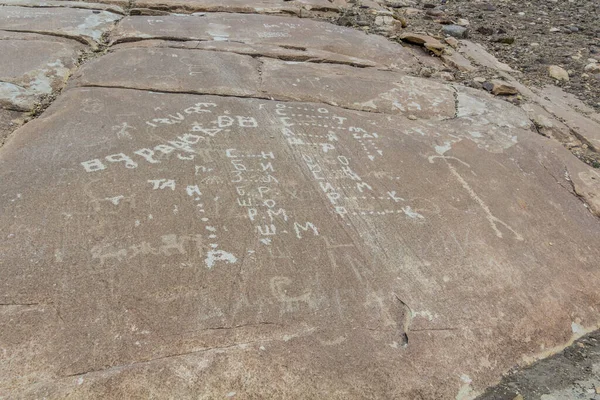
(73, 83), (441, 118)
(2, 3), (125, 16)
(109, 37), (375, 68)
(61, 340), (266, 379)
(393, 294), (411, 347)
(0, 28), (94, 47)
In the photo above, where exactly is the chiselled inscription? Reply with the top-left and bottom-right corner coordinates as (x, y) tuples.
(79, 99), (445, 269)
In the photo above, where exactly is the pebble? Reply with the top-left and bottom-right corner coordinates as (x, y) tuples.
(548, 65), (569, 81)
(426, 9), (444, 16)
(530, 42), (540, 47)
(442, 24), (468, 39)
(482, 81), (518, 95)
(438, 71), (454, 81)
(584, 63), (600, 73)
(495, 37), (515, 44)
(407, 115), (418, 120)
(444, 36), (459, 48)
(549, 27), (560, 32)
(383, 0), (416, 7)
(456, 18), (469, 27)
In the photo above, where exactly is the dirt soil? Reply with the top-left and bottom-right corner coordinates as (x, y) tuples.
(335, 0), (600, 111)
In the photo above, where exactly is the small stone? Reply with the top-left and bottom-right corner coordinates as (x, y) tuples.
(419, 67), (434, 77)
(495, 37), (515, 44)
(549, 27), (560, 32)
(482, 81), (494, 92)
(383, 0), (416, 8)
(473, 77), (486, 83)
(444, 36), (459, 48)
(456, 18), (469, 27)
(424, 41), (445, 56)
(479, 3), (496, 11)
(548, 65), (569, 81)
(407, 114), (417, 120)
(584, 63), (600, 73)
(400, 32), (445, 55)
(513, 395), (524, 400)
(426, 8), (445, 17)
(596, 386), (600, 394)
(442, 24), (468, 39)
(489, 80), (518, 95)
(438, 71), (454, 81)
(402, 8), (422, 16)
(530, 42), (540, 47)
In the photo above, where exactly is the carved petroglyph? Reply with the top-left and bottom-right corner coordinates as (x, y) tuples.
(91, 234), (203, 267)
(270, 276), (316, 312)
(447, 162), (524, 241)
(78, 94), (525, 279)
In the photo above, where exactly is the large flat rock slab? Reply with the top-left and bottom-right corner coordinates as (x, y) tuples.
(71, 47), (262, 97)
(111, 13), (417, 70)
(1, 86), (600, 398)
(0, 0), (125, 14)
(70, 47), (452, 119)
(112, 38), (381, 67)
(0, 6), (121, 46)
(260, 59), (456, 119)
(133, 0), (340, 14)
(0, 38), (83, 111)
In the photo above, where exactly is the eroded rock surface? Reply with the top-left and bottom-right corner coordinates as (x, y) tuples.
(111, 13), (417, 70)
(0, 0), (125, 14)
(0, 6), (121, 46)
(133, 0), (340, 15)
(0, 38), (83, 111)
(1, 3), (600, 400)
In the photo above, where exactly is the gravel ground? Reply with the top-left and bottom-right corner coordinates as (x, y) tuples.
(477, 330), (600, 400)
(335, 0), (600, 111)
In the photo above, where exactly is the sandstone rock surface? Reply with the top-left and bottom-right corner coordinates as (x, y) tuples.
(111, 13), (417, 70)
(0, 38), (83, 110)
(1, 3), (600, 400)
(0, 6), (121, 46)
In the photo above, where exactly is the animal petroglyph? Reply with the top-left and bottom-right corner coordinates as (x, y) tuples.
(270, 276), (316, 312)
